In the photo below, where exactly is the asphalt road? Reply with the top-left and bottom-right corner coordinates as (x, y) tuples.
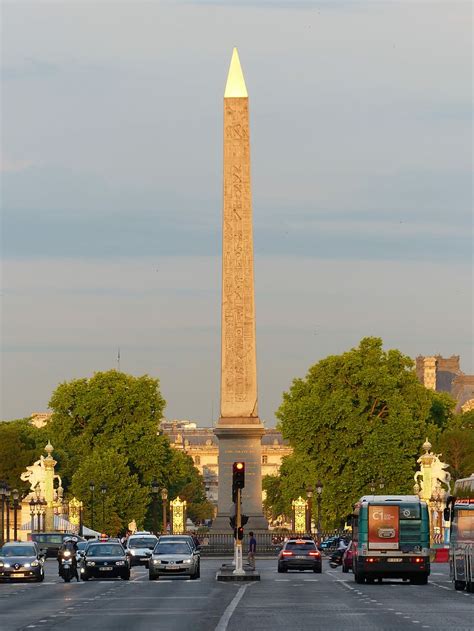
(0, 558), (472, 631)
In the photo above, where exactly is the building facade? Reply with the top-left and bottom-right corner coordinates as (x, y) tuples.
(416, 355), (474, 412)
(160, 420), (293, 506)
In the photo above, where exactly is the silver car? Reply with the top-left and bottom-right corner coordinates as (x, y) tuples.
(149, 540), (200, 580)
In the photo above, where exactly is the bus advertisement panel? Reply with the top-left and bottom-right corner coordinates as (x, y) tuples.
(368, 505), (399, 550)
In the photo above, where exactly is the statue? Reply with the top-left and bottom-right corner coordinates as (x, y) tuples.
(21, 454), (62, 496)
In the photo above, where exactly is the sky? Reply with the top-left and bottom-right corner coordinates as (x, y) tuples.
(1, 0), (472, 426)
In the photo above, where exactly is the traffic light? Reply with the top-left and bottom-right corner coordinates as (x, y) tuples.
(241, 514), (249, 527)
(232, 462), (245, 502)
(237, 526), (244, 540)
(229, 515), (237, 529)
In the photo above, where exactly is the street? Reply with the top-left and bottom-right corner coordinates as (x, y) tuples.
(0, 558), (472, 631)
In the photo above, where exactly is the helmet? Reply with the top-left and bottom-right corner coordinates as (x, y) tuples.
(70, 536), (79, 543)
(63, 537), (72, 543)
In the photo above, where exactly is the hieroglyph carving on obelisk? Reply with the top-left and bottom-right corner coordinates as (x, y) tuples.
(221, 48), (258, 420)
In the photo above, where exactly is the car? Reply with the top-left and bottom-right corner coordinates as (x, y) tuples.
(0, 541), (45, 582)
(277, 538), (322, 573)
(149, 540), (199, 580)
(29, 532), (86, 558)
(125, 533), (159, 567)
(80, 541), (130, 581)
(342, 541), (354, 573)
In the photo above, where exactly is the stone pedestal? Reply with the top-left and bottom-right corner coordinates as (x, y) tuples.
(212, 420), (268, 531)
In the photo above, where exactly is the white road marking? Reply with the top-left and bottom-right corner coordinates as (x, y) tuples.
(215, 583), (254, 631)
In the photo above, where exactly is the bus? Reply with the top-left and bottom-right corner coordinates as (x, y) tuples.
(350, 495), (430, 584)
(445, 474), (474, 592)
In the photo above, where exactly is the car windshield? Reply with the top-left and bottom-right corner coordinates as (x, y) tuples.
(154, 543), (191, 555)
(285, 542), (316, 551)
(0, 545), (36, 557)
(87, 544), (124, 557)
(128, 537), (157, 548)
(76, 542), (87, 550)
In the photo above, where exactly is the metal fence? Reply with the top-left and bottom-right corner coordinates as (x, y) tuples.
(197, 531), (343, 557)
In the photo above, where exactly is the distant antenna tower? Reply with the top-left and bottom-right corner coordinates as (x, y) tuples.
(117, 347), (121, 372)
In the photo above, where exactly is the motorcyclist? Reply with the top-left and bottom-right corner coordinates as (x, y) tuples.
(57, 536), (79, 581)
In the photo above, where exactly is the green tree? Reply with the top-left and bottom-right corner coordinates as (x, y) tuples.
(71, 448), (148, 534)
(0, 419), (46, 491)
(275, 337), (433, 527)
(435, 411), (474, 481)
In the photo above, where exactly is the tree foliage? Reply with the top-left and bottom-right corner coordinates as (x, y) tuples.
(274, 337), (435, 527)
(0, 419), (46, 491)
(42, 370), (209, 532)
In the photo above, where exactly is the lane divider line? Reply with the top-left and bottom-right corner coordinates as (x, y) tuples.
(215, 583), (254, 631)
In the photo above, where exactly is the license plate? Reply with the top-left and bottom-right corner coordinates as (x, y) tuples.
(166, 564), (179, 569)
(296, 556), (305, 559)
(11, 573), (24, 577)
(100, 567), (113, 571)
(387, 558), (403, 562)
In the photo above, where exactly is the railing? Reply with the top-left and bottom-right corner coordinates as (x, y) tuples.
(197, 531), (343, 557)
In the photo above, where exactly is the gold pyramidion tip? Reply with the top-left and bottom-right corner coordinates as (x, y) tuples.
(224, 48), (248, 98)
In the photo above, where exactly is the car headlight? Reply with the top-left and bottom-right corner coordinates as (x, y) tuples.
(183, 559), (191, 564)
(86, 561), (96, 566)
(31, 561), (39, 567)
(0, 562), (4, 567)
(153, 559), (161, 564)
(4, 563), (10, 568)
(24, 563), (31, 568)
(129, 550), (136, 555)
(63, 550), (72, 557)
(115, 561), (126, 566)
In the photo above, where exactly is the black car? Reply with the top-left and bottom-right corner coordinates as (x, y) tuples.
(30, 532), (86, 558)
(0, 542), (45, 582)
(277, 538), (322, 573)
(81, 542), (130, 581)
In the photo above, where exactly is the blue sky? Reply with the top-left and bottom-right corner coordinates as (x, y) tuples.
(1, 0), (472, 424)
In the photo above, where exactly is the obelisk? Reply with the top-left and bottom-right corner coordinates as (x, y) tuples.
(213, 49), (268, 531)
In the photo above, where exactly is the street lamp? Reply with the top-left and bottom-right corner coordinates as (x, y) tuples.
(100, 484), (107, 532)
(161, 488), (168, 534)
(306, 486), (313, 535)
(12, 489), (19, 541)
(151, 479), (159, 535)
(79, 501), (84, 537)
(40, 499), (47, 532)
(316, 481), (323, 543)
(379, 478), (385, 491)
(5, 485), (11, 542)
(0, 481), (6, 545)
(29, 499), (36, 533)
(370, 480), (376, 493)
(89, 481), (96, 531)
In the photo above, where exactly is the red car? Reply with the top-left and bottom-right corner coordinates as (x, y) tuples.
(342, 541), (353, 573)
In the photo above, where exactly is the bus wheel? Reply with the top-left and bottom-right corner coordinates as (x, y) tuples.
(454, 580), (466, 591)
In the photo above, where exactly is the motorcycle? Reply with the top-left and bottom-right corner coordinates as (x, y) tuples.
(328, 550), (343, 569)
(59, 550), (77, 582)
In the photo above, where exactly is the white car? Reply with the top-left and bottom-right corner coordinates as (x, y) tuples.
(125, 533), (158, 567)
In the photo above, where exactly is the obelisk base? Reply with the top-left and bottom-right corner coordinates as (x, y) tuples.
(212, 420), (268, 531)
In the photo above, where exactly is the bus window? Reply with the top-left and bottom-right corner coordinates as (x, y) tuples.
(453, 510), (474, 542)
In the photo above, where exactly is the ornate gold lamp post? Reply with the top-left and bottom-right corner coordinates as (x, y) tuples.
(170, 497), (187, 534)
(161, 488), (168, 534)
(292, 497), (307, 534)
(306, 486), (313, 534)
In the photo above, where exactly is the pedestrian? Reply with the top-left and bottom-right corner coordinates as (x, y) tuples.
(248, 531), (257, 569)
